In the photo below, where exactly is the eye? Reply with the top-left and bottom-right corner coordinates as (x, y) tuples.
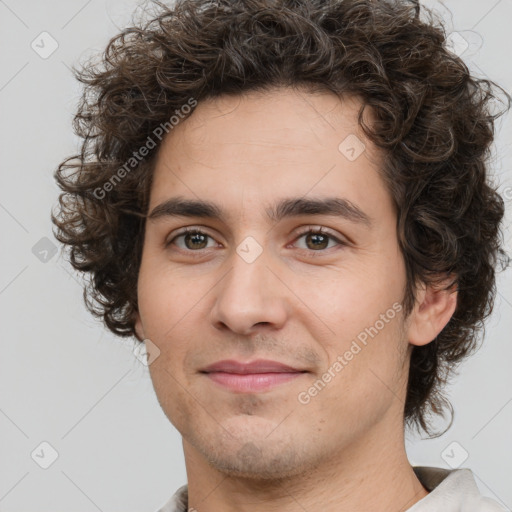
(167, 227), (218, 251)
(291, 227), (346, 252)
(165, 226), (346, 255)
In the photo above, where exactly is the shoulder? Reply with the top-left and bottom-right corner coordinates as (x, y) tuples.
(154, 484), (188, 512)
(410, 466), (508, 512)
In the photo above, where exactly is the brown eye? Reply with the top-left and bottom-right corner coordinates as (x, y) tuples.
(167, 229), (217, 251)
(183, 232), (209, 250)
(292, 228), (345, 252)
(304, 232), (330, 250)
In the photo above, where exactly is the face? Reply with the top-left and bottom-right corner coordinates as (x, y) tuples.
(135, 87), (413, 480)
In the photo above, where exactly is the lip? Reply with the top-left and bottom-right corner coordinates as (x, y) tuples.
(200, 359), (304, 374)
(200, 359), (307, 393)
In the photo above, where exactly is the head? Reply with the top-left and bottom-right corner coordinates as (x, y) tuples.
(52, 0), (509, 477)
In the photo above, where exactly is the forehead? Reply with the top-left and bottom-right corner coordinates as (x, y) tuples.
(148, 87), (388, 219)
(171, 87), (371, 153)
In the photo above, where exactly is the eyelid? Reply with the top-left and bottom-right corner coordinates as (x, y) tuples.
(293, 225), (344, 239)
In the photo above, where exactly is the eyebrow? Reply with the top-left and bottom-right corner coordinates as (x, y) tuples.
(148, 196), (372, 227)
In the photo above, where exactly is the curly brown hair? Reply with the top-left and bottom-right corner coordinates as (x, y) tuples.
(51, 0), (510, 436)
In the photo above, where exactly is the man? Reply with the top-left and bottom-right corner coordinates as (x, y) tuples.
(52, 0), (510, 510)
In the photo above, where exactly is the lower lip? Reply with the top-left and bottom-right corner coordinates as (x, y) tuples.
(204, 372), (304, 392)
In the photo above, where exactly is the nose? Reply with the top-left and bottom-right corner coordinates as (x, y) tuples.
(210, 247), (289, 336)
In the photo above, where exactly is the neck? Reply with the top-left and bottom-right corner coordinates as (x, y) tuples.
(182, 424), (429, 512)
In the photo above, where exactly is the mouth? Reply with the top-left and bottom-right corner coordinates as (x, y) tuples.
(199, 359), (308, 393)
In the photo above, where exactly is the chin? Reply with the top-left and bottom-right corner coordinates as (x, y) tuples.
(189, 424), (317, 481)
(205, 442), (306, 480)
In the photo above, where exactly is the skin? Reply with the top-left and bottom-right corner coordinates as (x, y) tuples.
(134, 86), (457, 512)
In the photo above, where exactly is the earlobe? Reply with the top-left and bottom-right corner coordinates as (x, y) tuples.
(407, 278), (458, 347)
(134, 311), (145, 342)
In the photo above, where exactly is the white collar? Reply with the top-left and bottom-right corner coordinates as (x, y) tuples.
(156, 466), (506, 512)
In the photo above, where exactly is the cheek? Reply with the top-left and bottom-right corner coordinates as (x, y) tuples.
(305, 312), (406, 435)
(137, 260), (212, 375)
(317, 268), (402, 338)
(147, 361), (197, 434)
(137, 259), (201, 335)
(312, 266), (407, 405)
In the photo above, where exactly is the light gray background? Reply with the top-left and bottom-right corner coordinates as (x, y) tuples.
(1, 0), (511, 511)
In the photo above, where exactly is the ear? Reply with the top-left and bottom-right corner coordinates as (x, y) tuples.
(407, 277), (458, 347)
(133, 310), (146, 342)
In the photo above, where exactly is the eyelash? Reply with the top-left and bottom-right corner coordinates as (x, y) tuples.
(166, 226), (346, 256)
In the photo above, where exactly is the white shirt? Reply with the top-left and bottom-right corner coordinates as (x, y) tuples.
(155, 466), (508, 511)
